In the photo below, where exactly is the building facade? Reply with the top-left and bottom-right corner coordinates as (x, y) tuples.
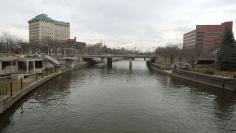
(183, 21), (233, 56)
(48, 37), (86, 55)
(28, 14), (70, 45)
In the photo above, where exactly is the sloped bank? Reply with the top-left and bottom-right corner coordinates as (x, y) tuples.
(171, 70), (236, 91)
(148, 63), (170, 75)
(148, 63), (236, 92)
(0, 63), (89, 114)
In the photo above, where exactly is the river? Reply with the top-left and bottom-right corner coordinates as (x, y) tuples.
(0, 60), (236, 133)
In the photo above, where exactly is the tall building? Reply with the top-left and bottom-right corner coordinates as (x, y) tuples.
(28, 14), (70, 45)
(183, 21), (233, 56)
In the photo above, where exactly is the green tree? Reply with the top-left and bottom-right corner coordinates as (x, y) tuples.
(217, 31), (236, 70)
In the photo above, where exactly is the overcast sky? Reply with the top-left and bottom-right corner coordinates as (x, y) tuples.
(0, 0), (236, 51)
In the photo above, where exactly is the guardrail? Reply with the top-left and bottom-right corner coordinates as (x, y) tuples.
(82, 54), (158, 58)
(0, 68), (57, 99)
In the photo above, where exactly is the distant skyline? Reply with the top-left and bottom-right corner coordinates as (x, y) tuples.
(0, 0), (236, 51)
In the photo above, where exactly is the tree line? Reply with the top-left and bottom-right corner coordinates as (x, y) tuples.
(0, 32), (136, 55)
(0, 32), (23, 54)
(2, 31), (236, 71)
(155, 31), (236, 71)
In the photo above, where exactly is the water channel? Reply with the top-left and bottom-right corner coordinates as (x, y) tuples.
(0, 60), (236, 133)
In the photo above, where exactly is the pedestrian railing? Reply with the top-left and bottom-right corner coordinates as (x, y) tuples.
(0, 68), (58, 100)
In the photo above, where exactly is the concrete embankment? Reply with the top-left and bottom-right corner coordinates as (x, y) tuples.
(149, 63), (236, 91)
(0, 63), (89, 114)
(148, 63), (170, 75)
(171, 70), (236, 91)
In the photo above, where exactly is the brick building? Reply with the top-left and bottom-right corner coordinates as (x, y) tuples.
(183, 21), (233, 56)
(48, 37), (86, 55)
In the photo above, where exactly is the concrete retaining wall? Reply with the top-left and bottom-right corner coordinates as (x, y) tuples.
(0, 63), (89, 114)
(172, 70), (236, 91)
(149, 63), (236, 91)
(149, 63), (169, 75)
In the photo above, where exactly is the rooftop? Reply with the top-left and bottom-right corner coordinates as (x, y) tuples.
(28, 14), (70, 26)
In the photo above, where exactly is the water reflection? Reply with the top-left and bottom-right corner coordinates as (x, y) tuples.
(171, 77), (236, 131)
(0, 71), (83, 132)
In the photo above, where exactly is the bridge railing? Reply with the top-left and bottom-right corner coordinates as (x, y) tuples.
(81, 54), (158, 58)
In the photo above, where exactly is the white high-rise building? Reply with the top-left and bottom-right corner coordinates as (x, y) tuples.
(28, 14), (70, 45)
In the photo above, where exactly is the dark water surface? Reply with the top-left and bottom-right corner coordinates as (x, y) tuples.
(0, 60), (236, 133)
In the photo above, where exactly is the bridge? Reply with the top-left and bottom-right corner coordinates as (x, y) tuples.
(81, 54), (158, 68)
(81, 54), (158, 59)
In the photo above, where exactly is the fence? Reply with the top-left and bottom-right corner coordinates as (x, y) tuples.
(0, 68), (57, 99)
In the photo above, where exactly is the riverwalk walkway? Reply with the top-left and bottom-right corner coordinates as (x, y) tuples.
(0, 62), (88, 114)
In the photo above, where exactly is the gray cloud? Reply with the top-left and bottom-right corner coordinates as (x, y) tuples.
(0, 0), (236, 51)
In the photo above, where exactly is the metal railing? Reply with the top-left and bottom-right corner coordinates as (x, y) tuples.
(0, 68), (57, 99)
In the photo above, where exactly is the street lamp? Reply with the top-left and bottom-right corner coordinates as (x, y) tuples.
(152, 47), (156, 55)
(133, 47), (136, 57)
(0, 40), (2, 55)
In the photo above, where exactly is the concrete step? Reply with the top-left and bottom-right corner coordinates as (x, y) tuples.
(45, 55), (60, 66)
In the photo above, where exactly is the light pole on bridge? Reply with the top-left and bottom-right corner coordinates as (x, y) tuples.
(152, 47), (156, 56)
(133, 47), (136, 57)
(0, 40), (2, 56)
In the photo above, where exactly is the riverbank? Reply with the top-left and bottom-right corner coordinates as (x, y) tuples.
(0, 62), (89, 114)
(148, 63), (171, 75)
(149, 63), (236, 92)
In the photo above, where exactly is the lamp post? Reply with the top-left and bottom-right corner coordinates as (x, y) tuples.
(0, 40), (2, 56)
(133, 47), (136, 57)
(8, 40), (11, 55)
(152, 47), (156, 56)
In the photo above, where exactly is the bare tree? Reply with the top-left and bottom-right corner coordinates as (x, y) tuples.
(155, 43), (181, 64)
(0, 32), (23, 54)
(166, 44), (180, 64)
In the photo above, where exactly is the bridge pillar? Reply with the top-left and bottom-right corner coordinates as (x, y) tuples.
(107, 58), (112, 68)
(26, 61), (29, 73)
(0, 62), (2, 75)
(129, 58), (132, 69)
(33, 61), (36, 72)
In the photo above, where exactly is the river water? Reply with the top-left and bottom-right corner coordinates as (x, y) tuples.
(0, 60), (236, 133)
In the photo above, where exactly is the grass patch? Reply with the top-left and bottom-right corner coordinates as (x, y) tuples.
(192, 65), (236, 78)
